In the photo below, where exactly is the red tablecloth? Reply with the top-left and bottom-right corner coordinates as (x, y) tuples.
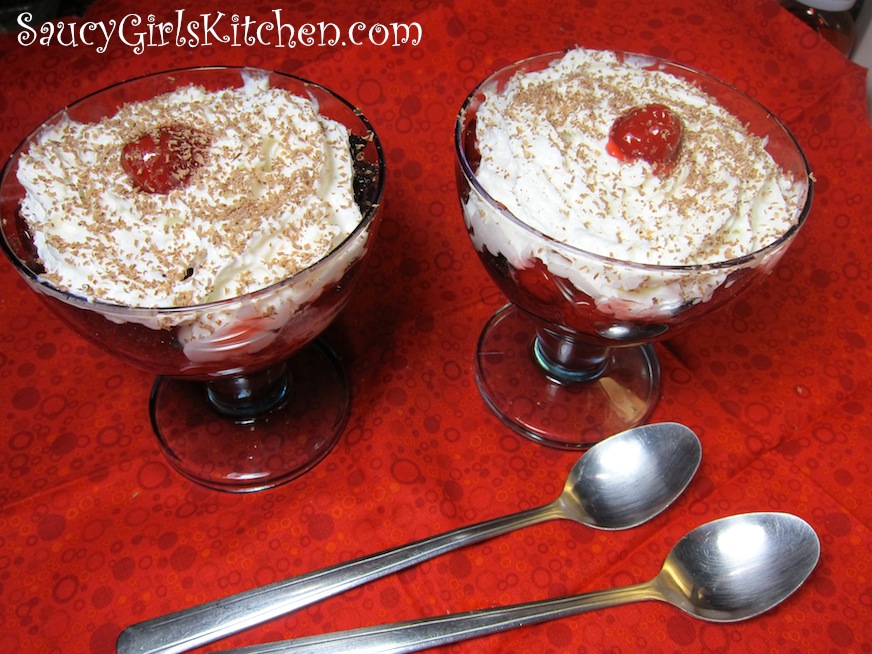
(1, 0), (870, 652)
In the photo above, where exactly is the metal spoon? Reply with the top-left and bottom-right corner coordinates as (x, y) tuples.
(216, 512), (820, 654)
(116, 422), (700, 654)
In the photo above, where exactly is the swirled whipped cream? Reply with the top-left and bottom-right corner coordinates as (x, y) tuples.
(16, 71), (369, 362)
(17, 70), (361, 310)
(465, 48), (808, 318)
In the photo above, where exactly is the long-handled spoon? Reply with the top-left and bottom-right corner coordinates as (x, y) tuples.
(116, 422), (701, 654)
(216, 512), (820, 654)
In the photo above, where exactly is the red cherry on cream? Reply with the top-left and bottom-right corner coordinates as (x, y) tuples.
(121, 124), (209, 194)
(607, 103), (683, 175)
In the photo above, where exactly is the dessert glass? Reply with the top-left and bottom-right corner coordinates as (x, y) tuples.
(455, 51), (812, 449)
(0, 67), (385, 491)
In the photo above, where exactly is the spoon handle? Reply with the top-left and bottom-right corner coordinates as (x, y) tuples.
(214, 582), (657, 654)
(116, 504), (561, 654)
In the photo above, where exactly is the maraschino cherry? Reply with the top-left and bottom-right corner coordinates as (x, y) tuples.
(607, 103), (683, 175)
(121, 125), (209, 193)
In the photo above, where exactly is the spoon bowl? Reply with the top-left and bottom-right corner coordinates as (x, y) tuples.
(658, 512), (820, 621)
(222, 513), (820, 654)
(117, 422), (700, 654)
(558, 421), (701, 529)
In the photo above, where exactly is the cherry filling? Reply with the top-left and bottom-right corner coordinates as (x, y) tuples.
(121, 124), (210, 193)
(474, 247), (724, 342)
(607, 103), (683, 176)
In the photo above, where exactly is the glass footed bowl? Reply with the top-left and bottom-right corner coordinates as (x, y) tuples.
(455, 51), (813, 449)
(0, 67), (385, 491)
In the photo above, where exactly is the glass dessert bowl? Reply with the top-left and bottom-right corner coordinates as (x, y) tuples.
(0, 67), (385, 491)
(455, 49), (813, 449)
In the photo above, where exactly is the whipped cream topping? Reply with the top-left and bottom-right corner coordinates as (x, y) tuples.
(17, 71), (362, 310)
(465, 49), (808, 318)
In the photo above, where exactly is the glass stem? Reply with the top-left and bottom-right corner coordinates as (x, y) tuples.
(206, 363), (290, 419)
(532, 326), (609, 384)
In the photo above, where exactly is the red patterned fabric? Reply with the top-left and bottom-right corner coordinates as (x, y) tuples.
(1, 0), (870, 652)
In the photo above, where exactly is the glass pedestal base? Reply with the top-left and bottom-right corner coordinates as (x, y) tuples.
(475, 305), (661, 449)
(150, 340), (349, 492)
